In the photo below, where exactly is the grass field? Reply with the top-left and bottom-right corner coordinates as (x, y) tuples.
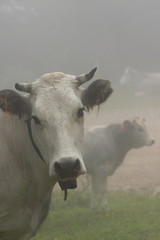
(32, 191), (160, 240)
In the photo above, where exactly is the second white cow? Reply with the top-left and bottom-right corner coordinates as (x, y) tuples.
(83, 118), (154, 211)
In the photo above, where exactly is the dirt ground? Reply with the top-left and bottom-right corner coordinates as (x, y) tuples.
(82, 100), (160, 194)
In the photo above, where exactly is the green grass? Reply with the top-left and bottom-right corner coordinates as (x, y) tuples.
(32, 191), (160, 240)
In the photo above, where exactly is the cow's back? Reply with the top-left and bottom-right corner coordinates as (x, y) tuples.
(84, 124), (123, 176)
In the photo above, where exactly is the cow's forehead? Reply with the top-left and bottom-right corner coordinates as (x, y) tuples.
(37, 72), (77, 86)
(31, 73), (82, 117)
(32, 72), (79, 96)
(133, 118), (147, 129)
(32, 72), (79, 97)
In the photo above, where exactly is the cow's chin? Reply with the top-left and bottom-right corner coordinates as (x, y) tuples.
(57, 178), (77, 201)
(58, 178), (77, 190)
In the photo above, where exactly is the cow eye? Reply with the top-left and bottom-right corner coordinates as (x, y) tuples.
(138, 128), (143, 132)
(77, 107), (86, 118)
(32, 115), (41, 125)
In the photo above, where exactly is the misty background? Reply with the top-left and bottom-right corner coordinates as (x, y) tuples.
(1, 2), (160, 237)
(0, 0), (160, 88)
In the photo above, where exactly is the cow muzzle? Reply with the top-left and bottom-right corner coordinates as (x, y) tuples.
(147, 139), (155, 146)
(53, 158), (86, 197)
(54, 158), (82, 179)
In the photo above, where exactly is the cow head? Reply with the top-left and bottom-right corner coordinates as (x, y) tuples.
(123, 118), (155, 148)
(2, 68), (113, 192)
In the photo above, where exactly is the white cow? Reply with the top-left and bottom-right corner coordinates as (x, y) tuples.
(83, 118), (154, 211)
(0, 68), (113, 240)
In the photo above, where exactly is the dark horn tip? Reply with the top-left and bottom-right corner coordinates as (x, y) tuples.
(15, 83), (20, 90)
(91, 67), (97, 74)
(87, 67), (97, 80)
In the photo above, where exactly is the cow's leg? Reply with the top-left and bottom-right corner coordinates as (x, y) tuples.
(99, 178), (109, 211)
(90, 173), (109, 212)
(90, 174), (99, 210)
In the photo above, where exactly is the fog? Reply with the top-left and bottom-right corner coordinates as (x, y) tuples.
(1, 1), (160, 239)
(1, 0), (160, 197)
(0, 0), (160, 88)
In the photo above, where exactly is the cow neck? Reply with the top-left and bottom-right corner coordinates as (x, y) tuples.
(115, 127), (133, 156)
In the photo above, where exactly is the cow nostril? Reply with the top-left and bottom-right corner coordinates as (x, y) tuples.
(74, 159), (81, 172)
(151, 139), (155, 145)
(54, 159), (81, 178)
(54, 161), (63, 175)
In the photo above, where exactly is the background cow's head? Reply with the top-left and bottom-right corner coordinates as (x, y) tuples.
(1, 68), (113, 191)
(123, 118), (155, 148)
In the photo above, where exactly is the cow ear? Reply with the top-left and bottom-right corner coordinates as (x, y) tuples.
(81, 79), (113, 110)
(0, 90), (30, 118)
(123, 120), (132, 132)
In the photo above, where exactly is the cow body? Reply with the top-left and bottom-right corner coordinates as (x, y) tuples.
(83, 118), (154, 211)
(0, 107), (53, 240)
(0, 69), (113, 240)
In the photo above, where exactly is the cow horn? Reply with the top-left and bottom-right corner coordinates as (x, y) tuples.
(76, 67), (97, 86)
(15, 83), (32, 93)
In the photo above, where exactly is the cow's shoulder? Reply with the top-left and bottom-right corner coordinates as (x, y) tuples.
(0, 89), (30, 118)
